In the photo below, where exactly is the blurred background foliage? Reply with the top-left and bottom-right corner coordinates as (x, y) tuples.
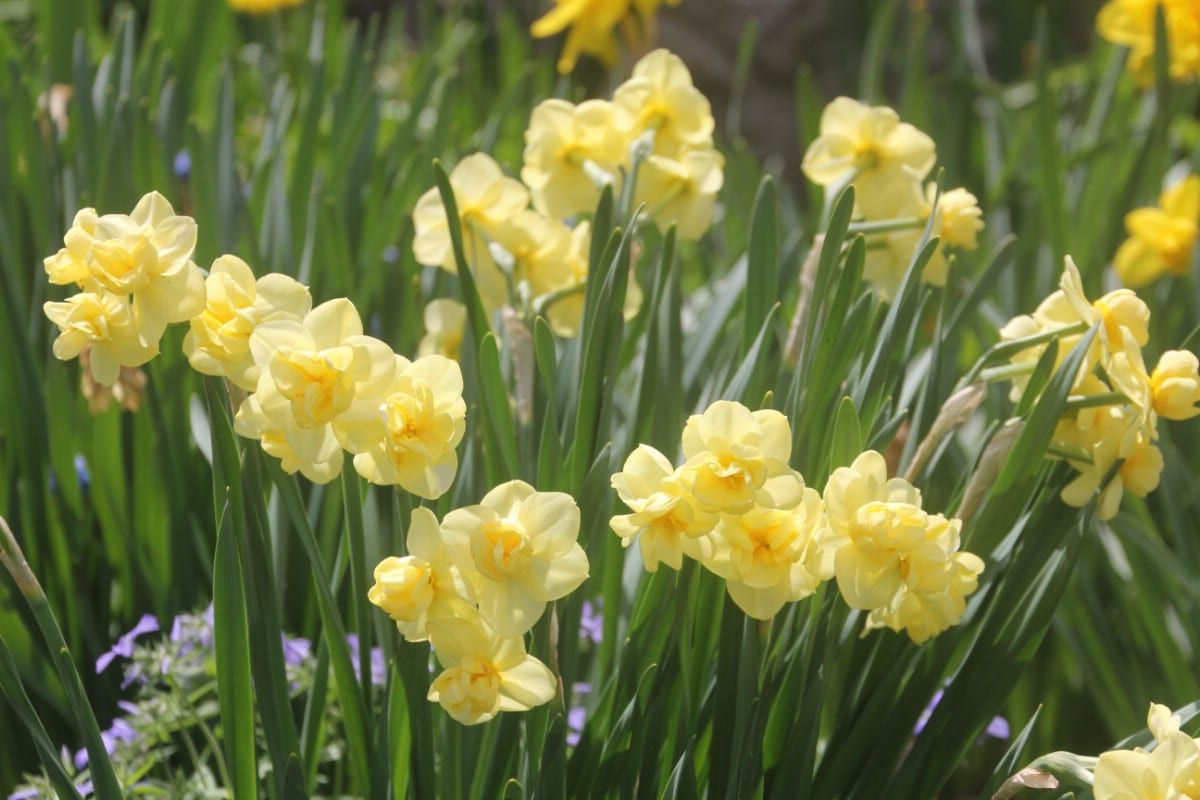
(1, 0), (1199, 795)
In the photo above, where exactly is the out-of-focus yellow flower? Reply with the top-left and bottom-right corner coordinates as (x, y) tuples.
(933, 185), (985, 250)
(802, 97), (936, 219)
(1093, 702), (1200, 799)
(184, 255), (312, 391)
(368, 508), (475, 642)
(234, 298), (395, 483)
(227, 0), (303, 14)
(613, 49), (714, 159)
(1057, 403), (1163, 520)
(704, 488), (825, 620)
(412, 154), (530, 275)
(44, 292), (159, 386)
(680, 400), (804, 514)
(610, 444), (718, 571)
(418, 299), (467, 361)
(1114, 175), (1200, 288)
(634, 147), (724, 240)
(441, 480), (589, 637)
(1151, 349), (1200, 420)
(1097, 0), (1200, 83)
(522, 99), (625, 220)
(427, 613), (556, 725)
(345, 354), (467, 500)
(531, 0), (679, 74)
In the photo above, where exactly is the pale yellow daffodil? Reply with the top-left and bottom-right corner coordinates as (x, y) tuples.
(1115, 175), (1200, 288)
(441, 480), (589, 638)
(183, 255), (312, 391)
(427, 613), (556, 725)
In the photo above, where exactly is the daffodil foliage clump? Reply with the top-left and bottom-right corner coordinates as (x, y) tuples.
(3, 1), (1200, 798)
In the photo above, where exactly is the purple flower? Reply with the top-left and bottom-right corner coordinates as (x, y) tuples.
(74, 716), (138, 769)
(566, 705), (587, 747)
(96, 614), (159, 674)
(74, 454), (90, 498)
(985, 716), (1011, 739)
(173, 151), (191, 181)
(282, 636), (311, 667)
(580, 599), (603, 645)
(9, 788), (39, 799)
(346, 634), (387, 687)
(913, 688), (1009, 741)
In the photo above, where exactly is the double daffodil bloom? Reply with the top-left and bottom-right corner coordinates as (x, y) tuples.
(234, 298), (395, 483)
(368, 508), (475, 642)
(611, 444), (718, 572)
(680, 400), (804, 514)
(441, 480), (589, 637)
(704, 487), (825, 620)
(427, 613), (556, 726)
(522, 99), (625, 219)
(1097, 0), (1200, 83)
(184, 255), (312, 391)
(343, 354), (467, 500)
(44, 292), (159, 386)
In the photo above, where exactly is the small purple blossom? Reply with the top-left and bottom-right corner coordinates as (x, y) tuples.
(74, 716), (138, 769)
(913, 688), (1009, 741)
(8, 788), (39, 799)
(282, 636), (312, 667)
(173, 150), (191, 181)
(74, 454), (90, 497)
(96, 614), (159, 674)
(566, 705), (587, 747)
(579, 599), (603, 645)
(346, 634), (386, 687)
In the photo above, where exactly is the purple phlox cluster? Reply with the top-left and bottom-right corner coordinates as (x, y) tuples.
(579, 599), (603, 645)
(913, 688), (1009, 741)
(346, 634), (386, 687)
(566, 681), (593, 747)
(160, 604), (215, 676)
(73, 714), (138, 769)
(96, 614), (159, 675)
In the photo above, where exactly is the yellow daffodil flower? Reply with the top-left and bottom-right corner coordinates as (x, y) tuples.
(613, 49), (714, 159)
(427, 613), (557, 725)
(1114, 175), (1200, 288)
(530, 0), (679, 74)
(802, 97), (936, 220)
(368, 507), (476, 642)
(522, 98), (626, 220)
(344, 354), (467, 500)
(863, 515), (983, 643)
(704, 488), (825, 620)
(44, 292), (159, 386)
(1151, 349), (1200, 420)
(43, 208), (99, 287)
(412, 153), (530, 276)
(81, 191), (206, 346)
(234, 298), (395, 483)
(440, 480), (589, 638)
(610, 444), (718, 572)
(227, 0), (303, 13)
(679, 400), (804, 514)
(418, 299), (467, 361)
(1093, 703), (1200, 799)
(183, 255), (312, 391)
(634, 147), (724, 240)
(1097, 0), (1200, 83)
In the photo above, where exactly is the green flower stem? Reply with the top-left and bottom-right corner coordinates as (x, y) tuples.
(979, 362), (1039, 383)
(617, 128), (655, 222)
(1063, 392), (1131, 412)
(0, 515), (124, 800)
(846, 216), (927, 236)
(961, 321), (1090, 385)
(1047, 443), (1093, 463)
